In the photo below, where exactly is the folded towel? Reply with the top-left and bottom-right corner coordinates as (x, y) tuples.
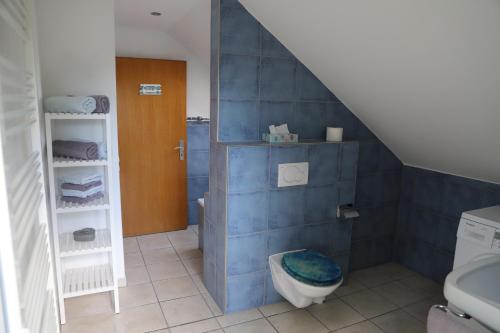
(53, 140), (98, 160)
(90, 95), (110, 114)
(61, 184), (104, 198)
(59, 170), (102, 185)
(44, 96), (96, 114)
(66, 138), (107, 159)
(61, 180), (102, 191)
(61, 191), (104, 204)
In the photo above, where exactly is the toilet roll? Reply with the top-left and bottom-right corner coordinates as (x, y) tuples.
(326, 127), (343, 142)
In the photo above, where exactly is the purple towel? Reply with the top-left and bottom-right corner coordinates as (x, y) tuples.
(61, 180), (102, 191)
(90, 95), (110, 114)
(61, 191), (103, 204)
(53, 140), (98, 160)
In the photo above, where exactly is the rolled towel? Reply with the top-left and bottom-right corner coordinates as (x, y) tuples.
(53, 140), (98, 160)
(61, 191), (104, 204)
(90, 95), (110, 114)
(61, 184), (104, 198)
(61, 180), (102, 191)
(59, 170), (101, 185)
(44, 96), (96, 114)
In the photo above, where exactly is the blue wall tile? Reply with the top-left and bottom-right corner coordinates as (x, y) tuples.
(308, 144), (339, 186)
(188, 177), (209, 201)
(227, 233), (267, 275)
(227, 191), (268, 236)
(261, 27), (293, 59)
(358, 142), (380, 176)
(260, 57), (296, 100)
(305, 186), (339, 223)
(227, 271), (265, 312)
(295, 102), (326, 139)
(265, 272), (283, 304)
(187, 123), (210, 151)
(228, 145), (269, 193)
(268, 226), (305, 256)
(219, 100), (259, 142)
(220, 6), (260, 55)
(269, 145), (307, 187)
(441, 177), (483, 218)
(295, 63), (336, 101)
(220, 54), (259, 100)
(327, 104), (359, 140)
(339, 142), (359, 181)
(259, 101), (297, 136)
(269, 188), (305, 229)
(188, 150), (210, 177)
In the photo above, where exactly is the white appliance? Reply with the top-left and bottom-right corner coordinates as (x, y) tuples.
(453, 205), (500, 269)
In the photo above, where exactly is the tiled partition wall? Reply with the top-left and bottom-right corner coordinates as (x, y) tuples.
(209, 0), (403, 272)
(187, 121), (210, 225)
(395, 167), (500, 283)
(205, 141), (359, 312)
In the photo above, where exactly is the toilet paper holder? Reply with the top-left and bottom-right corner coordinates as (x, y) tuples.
(337, 204), (360, 220)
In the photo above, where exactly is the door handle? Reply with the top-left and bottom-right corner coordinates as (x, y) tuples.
(174, 139), (184, 161)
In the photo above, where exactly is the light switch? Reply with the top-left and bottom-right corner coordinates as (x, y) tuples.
(278, 162), (308, 187)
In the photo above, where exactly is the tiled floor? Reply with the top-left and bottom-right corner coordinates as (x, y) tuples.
(62, 226), (445, 333)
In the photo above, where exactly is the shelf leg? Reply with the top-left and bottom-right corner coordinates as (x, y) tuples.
(112, 287), (120, 314)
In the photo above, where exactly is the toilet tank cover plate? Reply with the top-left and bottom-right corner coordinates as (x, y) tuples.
(282, 250), (342, 286)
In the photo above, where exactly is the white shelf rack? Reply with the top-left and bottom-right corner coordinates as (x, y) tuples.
(45, 113), (119, 324)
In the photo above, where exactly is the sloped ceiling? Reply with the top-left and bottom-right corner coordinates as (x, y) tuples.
(240, 0), (500, 184)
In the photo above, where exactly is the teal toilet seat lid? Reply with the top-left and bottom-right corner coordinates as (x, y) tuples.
(282, 250), (342, 287)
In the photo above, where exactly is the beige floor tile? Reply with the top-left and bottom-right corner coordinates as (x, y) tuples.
(169, 231), (198, 247)
(62, 313), (114, 333)
(125, 251), (145, 269)
(349, 267), (395, 288)
(216, 308), (262, 328)
(138, 233), (172, 251)
(192, 274), (209, 294)
(169, 318), (220, 333)
(153, 276), (199, 301)
(119, 282), (157, 309)
(183, 257), (203, 275)
(341, 290), (397, 319)
(176, 243), (203, 260)
(403, 295), (446, 323)
(202, 292), (223, 316)
(125, 265), (150, 286)
(224, 318), (277, 333)
(142, 247), (180, 265)
(398, 275), (443, 296)
(65, 292), (113, 319)
(114, 303), (167, 333)
(161, 295), (213, 327)
(123, 237), (139, 253)
(259, 301), (295, 317)
(147, 259), (189, 281)
(307, 299), (364, 331)
(371, 309), (426, 333)
(208, 330), (223, 333)
(188, 225), (199, 234)
(334, 279), (367, 297)
(334, 320), (383, 333)
(371, 281), (427, 307)
(268, 309), (328, 333)
(374, 263), (415, 280)
(153, 330), (171, 333)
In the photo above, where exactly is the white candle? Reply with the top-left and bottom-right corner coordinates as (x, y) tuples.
(326, 127), (343, 142)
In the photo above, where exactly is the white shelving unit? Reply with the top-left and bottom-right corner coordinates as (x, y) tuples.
(45, 112), (119, 324)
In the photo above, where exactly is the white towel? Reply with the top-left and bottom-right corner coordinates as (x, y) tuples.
(58, 169), (102, 185)
(44, 96), (96, 114)
(61, 185), (104, 198)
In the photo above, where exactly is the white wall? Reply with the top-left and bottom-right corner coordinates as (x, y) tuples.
(35, 0), (125, 282)
(241, 0), (500, 184)
(116, 25), (210, 118)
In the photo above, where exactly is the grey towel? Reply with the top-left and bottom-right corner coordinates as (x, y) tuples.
(61, 191), (104, 204)
(90, 95), (110, 114)
(53, 140), (98, 160)
(61, 180), (102, 191)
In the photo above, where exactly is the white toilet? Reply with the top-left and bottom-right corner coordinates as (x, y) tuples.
(269, 249), (343, 308)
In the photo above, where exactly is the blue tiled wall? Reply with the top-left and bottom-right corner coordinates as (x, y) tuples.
(187, 121), (210, 225)
(218, 141), (358, 312)
(394, 167), (500, 283)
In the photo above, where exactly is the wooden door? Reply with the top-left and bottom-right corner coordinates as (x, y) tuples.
(116, 57), (187, 236)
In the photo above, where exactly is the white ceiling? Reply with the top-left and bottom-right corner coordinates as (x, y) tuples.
(240, 0), (500, 184)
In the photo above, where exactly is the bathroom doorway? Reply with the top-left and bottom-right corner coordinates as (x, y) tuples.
(116, 57), (187, 236)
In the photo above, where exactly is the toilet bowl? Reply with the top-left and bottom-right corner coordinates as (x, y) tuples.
(269, 250), (343, 308)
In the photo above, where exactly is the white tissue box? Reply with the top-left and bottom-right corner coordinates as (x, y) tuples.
(262, 133), (299, 143)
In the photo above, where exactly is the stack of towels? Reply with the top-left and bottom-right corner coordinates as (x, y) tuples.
(59, 170), (104, 204)
(44, 95), (110, 114)
(53, 139), (106, 161)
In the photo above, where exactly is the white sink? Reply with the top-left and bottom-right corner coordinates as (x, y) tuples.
(444, 255), (500, 332)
